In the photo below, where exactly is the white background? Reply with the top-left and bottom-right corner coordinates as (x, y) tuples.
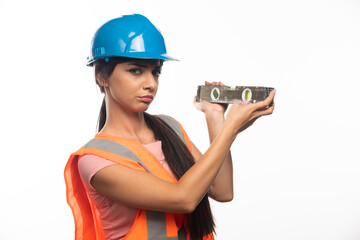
(1, 0), (359, 239)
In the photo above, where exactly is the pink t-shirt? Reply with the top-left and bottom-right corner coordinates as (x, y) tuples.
(78, 141), (176, 240)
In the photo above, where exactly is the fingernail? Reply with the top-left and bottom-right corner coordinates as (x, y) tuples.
(274, 89), (276, 94)
(242, 100), (247, 104)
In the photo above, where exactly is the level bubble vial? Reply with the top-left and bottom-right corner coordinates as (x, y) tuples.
(242, 88), (252, 102)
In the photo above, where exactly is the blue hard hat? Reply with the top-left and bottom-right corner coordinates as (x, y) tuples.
(86, 14), (177, 66)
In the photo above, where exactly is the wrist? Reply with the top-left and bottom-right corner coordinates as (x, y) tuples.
(204, 111), (225, 123)
(205, 112), (226, 142)
(217, 123), (237, 146)
(222, 122), (238, 142)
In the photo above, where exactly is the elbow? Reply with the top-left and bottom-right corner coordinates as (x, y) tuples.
(180, 203), (197, 214)
(210, 190), (234, 202)
(223, 190), (234, 202)
(217, 193), (233, 202)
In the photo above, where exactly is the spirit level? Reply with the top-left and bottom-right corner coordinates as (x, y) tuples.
(196, 85), (274, 104)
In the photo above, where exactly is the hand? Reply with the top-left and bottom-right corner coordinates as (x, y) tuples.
(193, 81), (228, 117)
(225, 90), (275, 135)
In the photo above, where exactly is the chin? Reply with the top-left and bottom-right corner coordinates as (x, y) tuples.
(122, 102), (150, 113)
(132, 106), (150, 113)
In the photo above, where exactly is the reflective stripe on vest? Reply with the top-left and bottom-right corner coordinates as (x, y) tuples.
(146, 211), (186, 240)
(84, 138), (152, 173)
(157, 115), (186, 144)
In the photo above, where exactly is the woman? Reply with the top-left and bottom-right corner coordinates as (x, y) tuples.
(64, 14), (275, 240)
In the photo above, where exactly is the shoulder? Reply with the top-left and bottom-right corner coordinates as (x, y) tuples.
(155, 114), (191, 150)
(156, 114), (179, 124)
(156, 114), (184, 131)
(156, 115), (186, 135)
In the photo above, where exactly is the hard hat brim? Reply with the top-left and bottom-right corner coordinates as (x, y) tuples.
(86, 54), (178, 66)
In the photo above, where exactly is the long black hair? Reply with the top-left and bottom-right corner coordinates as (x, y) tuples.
(94, 57), (215, 239)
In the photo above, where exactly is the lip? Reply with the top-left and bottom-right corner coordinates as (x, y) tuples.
(139, 95), (154, 103)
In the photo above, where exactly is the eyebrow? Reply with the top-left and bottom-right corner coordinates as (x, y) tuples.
(128, 63), (149, 68)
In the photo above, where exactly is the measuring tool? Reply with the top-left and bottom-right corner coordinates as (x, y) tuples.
(196, 85), (274, 104)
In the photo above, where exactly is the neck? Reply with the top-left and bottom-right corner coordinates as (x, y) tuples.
(99, 98), (154, 144)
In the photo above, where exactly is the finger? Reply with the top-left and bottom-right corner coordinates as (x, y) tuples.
(193, 97), (203, 111)
(253, 102), (275, 118)
(253, 89), (276, 110)
(205, 81), (226, 86)
(212, 82), (223, 86)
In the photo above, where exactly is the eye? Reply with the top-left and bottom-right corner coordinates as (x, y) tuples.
(152, 69), (162, 77)
(128, 68), (142, 75)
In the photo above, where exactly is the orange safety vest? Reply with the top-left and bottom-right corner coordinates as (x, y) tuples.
(64, 115), (215, 240)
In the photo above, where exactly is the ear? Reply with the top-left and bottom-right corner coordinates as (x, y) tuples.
(95, 65), (109, 88)
(96, 73), (109, 88)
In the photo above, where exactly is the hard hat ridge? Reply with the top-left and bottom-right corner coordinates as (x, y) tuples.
(86, 14), (176, 66)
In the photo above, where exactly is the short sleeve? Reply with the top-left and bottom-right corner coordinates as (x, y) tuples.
(78, 154), (116, 190)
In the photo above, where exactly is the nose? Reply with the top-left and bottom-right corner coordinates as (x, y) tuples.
(143, 71), (157, 92)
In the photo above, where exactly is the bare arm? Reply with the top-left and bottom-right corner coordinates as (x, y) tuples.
(190, 113), (233, 202)
(192, 82), (233, 202)
(91, 91), (275, 213)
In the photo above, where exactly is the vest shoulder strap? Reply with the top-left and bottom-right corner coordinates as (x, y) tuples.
(157, 115), (192, 152)
(157, 114), (185, 142)
(79, 115), (190, 181)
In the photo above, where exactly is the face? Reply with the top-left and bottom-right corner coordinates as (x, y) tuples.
(103, 59), (162, 113)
